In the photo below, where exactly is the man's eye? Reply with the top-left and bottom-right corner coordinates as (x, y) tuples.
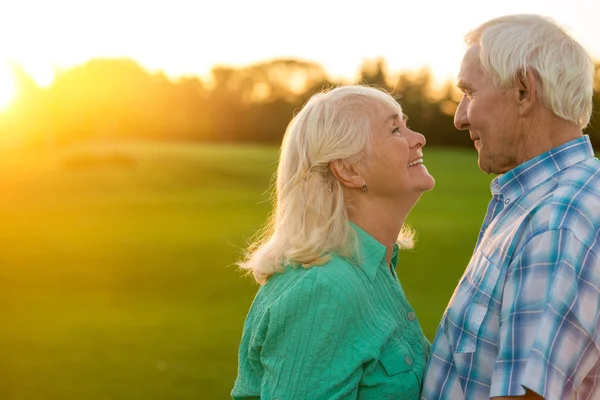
(392, 127), (401, 134)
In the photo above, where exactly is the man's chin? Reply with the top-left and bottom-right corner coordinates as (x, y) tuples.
(477, 157), (493, 175)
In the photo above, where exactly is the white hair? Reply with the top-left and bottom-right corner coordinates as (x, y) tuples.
(466, 14), (594, 128)
(239, 85), (414, 284)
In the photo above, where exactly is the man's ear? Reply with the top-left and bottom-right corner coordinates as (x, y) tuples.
(515, 68), (538, 116)
(329, 160), (363, 190)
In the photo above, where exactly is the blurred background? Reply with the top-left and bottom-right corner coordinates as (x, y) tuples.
(0, 0), (599, 399)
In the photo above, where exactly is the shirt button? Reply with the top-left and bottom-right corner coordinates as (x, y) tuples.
(404, 355), (413, 366)
(407, 312), (416, 321)
(504, 199), (510, 204)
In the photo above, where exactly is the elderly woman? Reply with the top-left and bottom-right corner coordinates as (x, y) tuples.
(232, 85), (435, 399)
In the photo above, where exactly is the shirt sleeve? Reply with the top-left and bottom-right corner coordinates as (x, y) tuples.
(490, 229), (600, 400)
(423, 335), (432, 361)
(259, 274), (362, 400)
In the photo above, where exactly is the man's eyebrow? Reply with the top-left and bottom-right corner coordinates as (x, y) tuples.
(457, 80), (470, 90)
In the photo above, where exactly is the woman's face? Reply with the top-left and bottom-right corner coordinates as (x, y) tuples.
(360, 105), (435, 200)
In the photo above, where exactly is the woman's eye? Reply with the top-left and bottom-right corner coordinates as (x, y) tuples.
(392, 126), (401, 134)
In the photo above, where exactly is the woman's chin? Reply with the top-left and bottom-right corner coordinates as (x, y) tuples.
(413, 173), (435, 192)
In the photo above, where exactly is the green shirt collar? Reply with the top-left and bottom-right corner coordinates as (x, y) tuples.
(349, 221), (399, 281)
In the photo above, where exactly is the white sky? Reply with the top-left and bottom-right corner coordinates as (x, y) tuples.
(0, 0), (599, 90)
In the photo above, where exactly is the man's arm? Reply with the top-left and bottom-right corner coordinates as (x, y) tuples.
(490, 229), (600, 400)
(492, 389), (544, 400)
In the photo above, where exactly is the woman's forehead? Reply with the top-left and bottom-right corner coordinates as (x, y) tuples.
(375, 101), (403, 121)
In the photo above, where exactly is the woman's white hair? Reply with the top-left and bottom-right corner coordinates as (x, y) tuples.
(239, 85), (413, 284)
(466, 14), (594, 128)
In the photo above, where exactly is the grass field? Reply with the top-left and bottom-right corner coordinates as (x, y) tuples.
(0, 141), (493, 399)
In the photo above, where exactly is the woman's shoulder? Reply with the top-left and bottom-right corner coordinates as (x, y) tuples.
(262, 255), (366, 305)
(300, 253), (359, 279)
(246, 256), (367, 334)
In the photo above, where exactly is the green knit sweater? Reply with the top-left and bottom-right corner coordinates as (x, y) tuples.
(232, 223), (430, 399)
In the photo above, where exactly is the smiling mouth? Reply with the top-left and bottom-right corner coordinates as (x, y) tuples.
(407, 158), (423, 167)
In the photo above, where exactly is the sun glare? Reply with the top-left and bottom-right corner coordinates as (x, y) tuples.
(21, 62), (55, 89)
(0, 62), (16, 111)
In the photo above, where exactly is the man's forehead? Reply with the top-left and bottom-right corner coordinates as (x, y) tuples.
(464, 44), (481, 60)
(460, 46), (480, 68)
(457, 46), (484, 85)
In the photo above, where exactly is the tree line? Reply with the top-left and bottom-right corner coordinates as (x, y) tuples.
(1, 57), (599, 148)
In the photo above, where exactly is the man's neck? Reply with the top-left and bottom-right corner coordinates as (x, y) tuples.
(516, 113), (583, 166)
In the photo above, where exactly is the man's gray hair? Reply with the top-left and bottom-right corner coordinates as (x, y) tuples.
(466, 14), (594, 129)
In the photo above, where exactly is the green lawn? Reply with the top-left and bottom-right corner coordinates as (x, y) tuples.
(0, 141), (492, 399)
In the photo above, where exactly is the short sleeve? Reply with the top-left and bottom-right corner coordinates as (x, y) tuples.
(259, 275), (362, 400)
(423, 335), (432, 361)
(490, 229), (600, 400)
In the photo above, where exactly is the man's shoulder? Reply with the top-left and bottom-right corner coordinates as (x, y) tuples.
(552, 157), (600, 220)
(524, 157), (600, 248)
(556, 156), (600, 189)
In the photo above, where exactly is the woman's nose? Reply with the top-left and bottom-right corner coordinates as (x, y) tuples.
(409, 129), (426, 149)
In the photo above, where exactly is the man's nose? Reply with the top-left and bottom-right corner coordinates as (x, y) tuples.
(454, 98), (469, 131)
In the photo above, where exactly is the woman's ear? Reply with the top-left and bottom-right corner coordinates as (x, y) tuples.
(329, 160), (363, 190)
(515, 68), (537, 116)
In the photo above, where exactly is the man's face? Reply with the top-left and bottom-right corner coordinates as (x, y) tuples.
(454, 45), (522, 175)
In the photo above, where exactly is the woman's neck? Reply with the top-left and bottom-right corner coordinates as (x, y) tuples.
(349, 197), (415, 265)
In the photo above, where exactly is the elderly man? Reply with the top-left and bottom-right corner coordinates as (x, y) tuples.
(422, 14), (600, 400)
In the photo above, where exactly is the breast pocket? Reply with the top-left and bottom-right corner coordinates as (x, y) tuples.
(444, 249), (500, 353)
(378, 341), (414, 376)
(359, 340), (420, 400)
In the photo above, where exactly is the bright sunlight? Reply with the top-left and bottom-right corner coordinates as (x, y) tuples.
(0, 61), (16, 111)
(19, 60), (55, 88)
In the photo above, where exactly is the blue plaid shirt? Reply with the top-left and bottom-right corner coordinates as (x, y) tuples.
(422, 136), (600, 400)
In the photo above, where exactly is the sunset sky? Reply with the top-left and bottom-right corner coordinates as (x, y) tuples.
(0, 0), (599, 109)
